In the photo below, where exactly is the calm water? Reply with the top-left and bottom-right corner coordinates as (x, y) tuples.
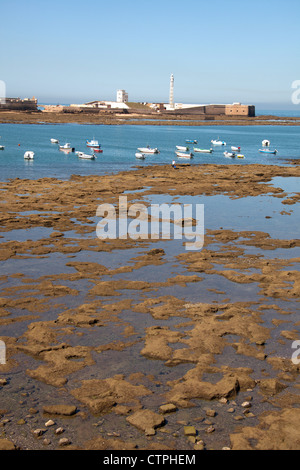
(0, 123), (299, 181)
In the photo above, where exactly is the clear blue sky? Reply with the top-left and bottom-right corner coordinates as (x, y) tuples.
(1, 0), (299, 109)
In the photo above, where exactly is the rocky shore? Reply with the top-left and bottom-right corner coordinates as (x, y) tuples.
(0, 109), (300, 126)
(0, 161), (299, 450)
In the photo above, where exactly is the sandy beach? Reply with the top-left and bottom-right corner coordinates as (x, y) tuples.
(0, 159), (299, 450)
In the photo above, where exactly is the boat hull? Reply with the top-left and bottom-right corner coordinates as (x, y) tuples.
(194, 148), (213, 153)
(259, 149), (277, 154)
(176, 152), (193, 159)
(137, 148), (159, 154)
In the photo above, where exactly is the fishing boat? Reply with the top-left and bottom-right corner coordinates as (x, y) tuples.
(211, 139), (226, 145)
(77, 151), (96, 160)
(224, 151), (236, 158)
(176, 145), (189, 151)
(50, 138), (59, 143)
(137, 146), (159, 154)
(176, 152), (193, 159)
(135, 152), (146, 159)
(193, 148), (213, 153)
(86, 139), (100, 148)
(24, 151), (34, 160)
(231, 146), (241, 151)
(59, 143), (74, 152)
(93, 148), (103, 153)
(259, 148), (277, 154)
(186, 139), (197, 144)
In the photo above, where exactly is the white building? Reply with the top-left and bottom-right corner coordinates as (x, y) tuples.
(117, 89), (128, 103)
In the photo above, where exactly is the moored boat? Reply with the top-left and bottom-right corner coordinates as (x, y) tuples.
(0, 145), (4, 150)
(259, 148), (277, 154)
(176, 151), (193, 159)
(137, 146), (159, 154)
(193, 148), (213, 153)
(135, 152), (146, 159)
(262, 140), (270, 147)
(186, 139), (197, 144)
(86, 139), (100, 148)
(24, 151), (34, 160)
(231, 146), (241, 151)
(93, 148), (103, 153)
(59, 143), (74, 152)
(176, 145), (189, 151)
(224, 151), (236, 158)
(237, 154), (245, 159)
(51, 138), (59, 143)
(211, 139), (226, 145)
(77, 151), (96, 160)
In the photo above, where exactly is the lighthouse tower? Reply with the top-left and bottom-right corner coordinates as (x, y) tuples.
(169, 74), (174, 109)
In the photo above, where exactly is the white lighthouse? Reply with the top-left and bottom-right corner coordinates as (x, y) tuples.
(169, 74), (174, 109)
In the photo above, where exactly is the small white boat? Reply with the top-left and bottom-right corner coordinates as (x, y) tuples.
(231, 146), (240, 151)
(51, 138), (59, 143)
(193, 148), (213, 153)
(176, 152), (193, 159)
(137, 147), (159, 154)
(135, 152), (146, 159)
(262, 140), (270, 147)
(24, 151), (34, 160)
(0, 145), (4, 150)
(77, 151), (96, 160)
(176, 145), (189, 151)
(59, 143), (73, 152)
(211, 139), (226, 145)
(224, 151), (236, 158)
(86, 139), (100, 148)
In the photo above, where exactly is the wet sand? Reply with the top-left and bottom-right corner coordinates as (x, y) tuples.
(0, 161), (299, 450)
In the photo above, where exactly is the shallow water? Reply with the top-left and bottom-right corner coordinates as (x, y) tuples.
(0, 123), (299, 181)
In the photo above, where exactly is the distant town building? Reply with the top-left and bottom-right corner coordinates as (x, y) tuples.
(117, 89), (128, 103)
(225, 102), (255, 116)
(0, 97), (38, 111)
(68, 99), (129, 111)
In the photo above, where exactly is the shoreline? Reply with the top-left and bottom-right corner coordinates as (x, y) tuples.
(0, 162), (299, 450)
(1, 110), (300, 126)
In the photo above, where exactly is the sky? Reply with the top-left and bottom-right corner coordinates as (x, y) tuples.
(1, 0), (300, 110)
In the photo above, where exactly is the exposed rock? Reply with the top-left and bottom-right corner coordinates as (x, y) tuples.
(126, 409), (165, 434)
(258, 378), (288, 396)
(230, 407), (300, 450)
(159, 404), (177, 414)
(0, 438), (16, 450)
(43, 405), (77, 416)
(184, 426), (196, 436)
(71, 376), (151, 414)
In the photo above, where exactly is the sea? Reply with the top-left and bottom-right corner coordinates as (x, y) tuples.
(0, 117), (299, 182)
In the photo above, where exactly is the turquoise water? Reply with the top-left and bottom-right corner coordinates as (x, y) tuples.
(0, 123), (299, 181)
